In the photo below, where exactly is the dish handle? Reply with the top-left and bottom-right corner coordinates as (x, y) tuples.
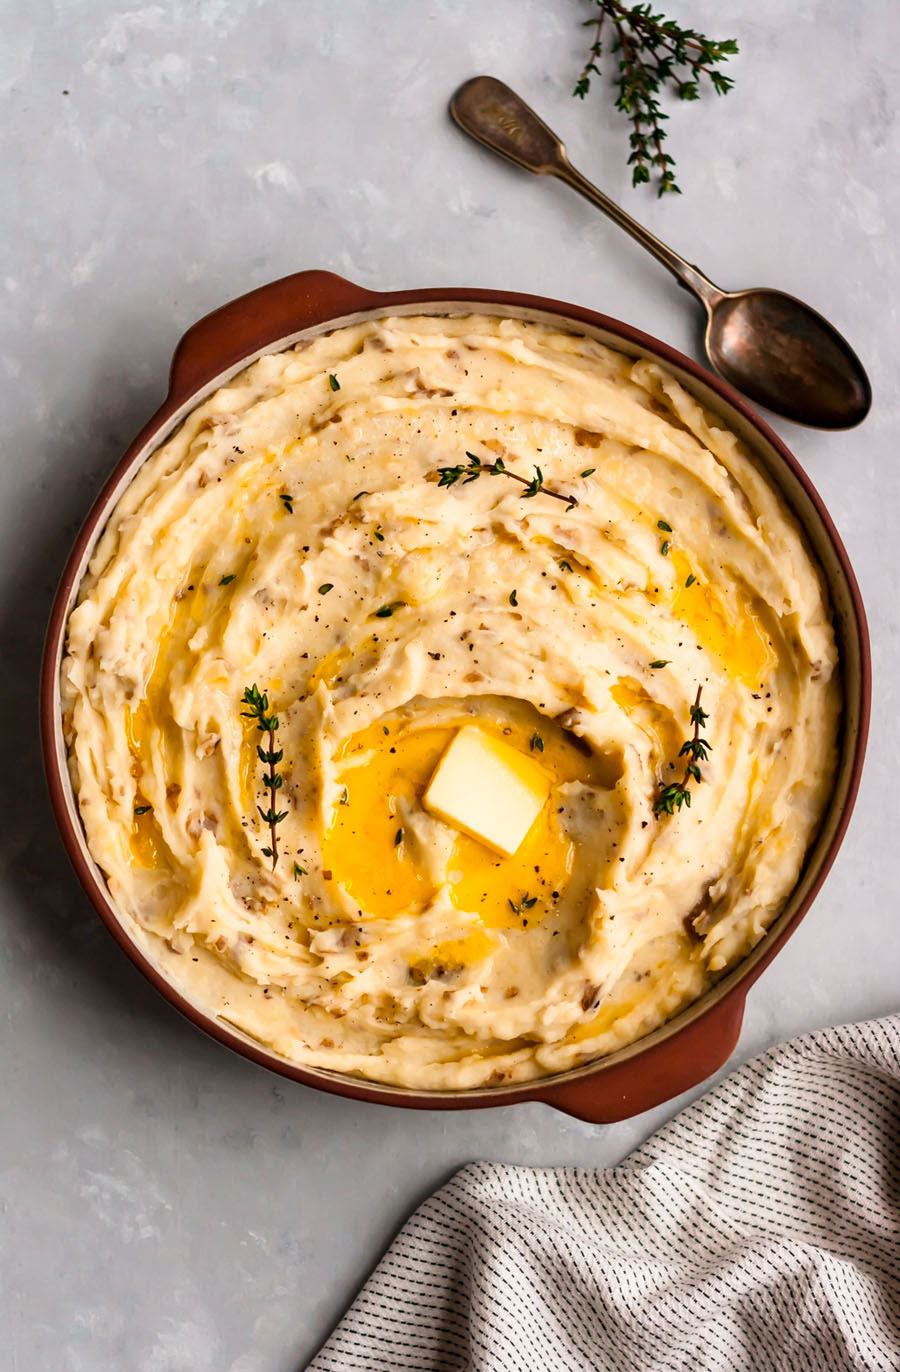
(167, 270), (384, 404)
(538, 991), (746, 1124)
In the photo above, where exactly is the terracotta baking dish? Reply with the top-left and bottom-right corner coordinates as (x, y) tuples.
(40, 271), (870, 1122)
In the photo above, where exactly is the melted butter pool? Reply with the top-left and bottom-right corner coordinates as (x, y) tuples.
(321, 697), (615, 935)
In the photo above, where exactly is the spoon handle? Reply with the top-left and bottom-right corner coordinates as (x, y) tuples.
(450, 76), (722, 310)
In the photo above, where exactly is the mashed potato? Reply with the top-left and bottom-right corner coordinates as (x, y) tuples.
(62, 315), (839, 1088)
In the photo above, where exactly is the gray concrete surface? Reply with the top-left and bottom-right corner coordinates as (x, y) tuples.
(2, 2), (898, 1368)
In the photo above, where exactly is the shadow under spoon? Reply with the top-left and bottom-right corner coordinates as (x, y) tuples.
(450, 76), (871, 430)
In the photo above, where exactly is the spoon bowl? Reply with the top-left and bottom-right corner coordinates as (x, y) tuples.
(704, 288), (871, 429)
(450, 76), (871, 430)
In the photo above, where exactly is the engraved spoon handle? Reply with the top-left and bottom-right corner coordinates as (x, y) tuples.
(449, 76), (722, 309)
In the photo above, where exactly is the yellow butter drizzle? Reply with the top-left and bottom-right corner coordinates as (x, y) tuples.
(123, 575), (214, 867)
(129, 796), (163, 869)
(565, 932), (699, 1043)
(322, 721), (452, 919)
(565, 998), (638, 1042)
(307, 646), (351, 694)
(410, 930), (498, 980)
(667, 550), (775, 688)
(610, 678), (683, 776)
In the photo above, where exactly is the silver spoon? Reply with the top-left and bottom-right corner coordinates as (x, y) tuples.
(450, 76), (871, 430)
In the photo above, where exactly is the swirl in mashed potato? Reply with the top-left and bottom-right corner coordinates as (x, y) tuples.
(62, 315), (840, 1089)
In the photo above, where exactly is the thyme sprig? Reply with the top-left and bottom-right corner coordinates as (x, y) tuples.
(654, 685), (711, 815)
(241, 684), (288, 870)
(436, 452), (578, 510)
(574, 2), (738, 195)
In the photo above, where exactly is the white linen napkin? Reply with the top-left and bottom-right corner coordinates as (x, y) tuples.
(308, 1015), (900, 1371)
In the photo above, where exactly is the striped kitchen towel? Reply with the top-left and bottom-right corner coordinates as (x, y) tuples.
(308, 1016), (900, 1371)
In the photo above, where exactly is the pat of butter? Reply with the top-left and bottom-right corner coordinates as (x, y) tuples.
(423, 726), (550, 857)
